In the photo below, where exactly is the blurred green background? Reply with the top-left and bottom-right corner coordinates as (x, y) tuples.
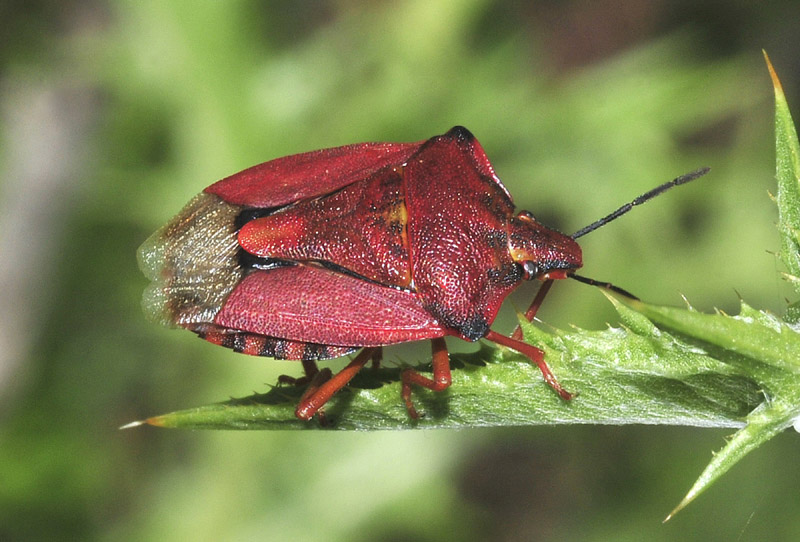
(2, 1), (799, 540)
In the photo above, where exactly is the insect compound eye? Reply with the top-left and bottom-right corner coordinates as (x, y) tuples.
(521, 260), (541, 280)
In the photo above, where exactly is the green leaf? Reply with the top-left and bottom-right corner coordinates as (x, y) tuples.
(616, 297), (800, 375)
(665, 393), (800, 521)
(125, 310), (763, 431)
(646, 54), (800, 517)
(767, 51), (800, 290)
(611, 294), (800, 517)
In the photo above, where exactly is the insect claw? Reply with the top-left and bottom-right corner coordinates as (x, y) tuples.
(485, 330), (575, 401)
(403, 391), (421, 420)
(315, 410), (331, 427)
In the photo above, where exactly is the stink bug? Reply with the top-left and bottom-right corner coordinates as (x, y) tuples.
(139, 126), (707, 421)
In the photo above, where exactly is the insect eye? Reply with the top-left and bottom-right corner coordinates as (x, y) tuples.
(521, 261), (541, 280)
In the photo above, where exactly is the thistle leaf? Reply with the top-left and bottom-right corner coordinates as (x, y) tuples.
(766, 51), (800, 289)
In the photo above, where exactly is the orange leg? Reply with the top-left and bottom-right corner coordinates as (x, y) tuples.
(295, 367), (334, 425)
(511, 279), (554, 340)
(485, 329), (573, 400)
(401, 337), (451, 419)
(295, 348), (380, 421)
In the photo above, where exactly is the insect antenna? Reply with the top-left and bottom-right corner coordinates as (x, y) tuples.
(569, 273), (638, 299)
(566, 167), (709, 298)
(514, 167), (708, 339)
(570, 167), (709, 240)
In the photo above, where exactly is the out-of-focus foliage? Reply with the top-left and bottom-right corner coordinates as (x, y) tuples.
(2, 1), (799, 541)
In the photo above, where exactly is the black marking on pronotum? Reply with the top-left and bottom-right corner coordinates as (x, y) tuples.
(427, 305), (489, 342)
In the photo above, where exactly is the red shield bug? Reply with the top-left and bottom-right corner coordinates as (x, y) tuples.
(139, 126), (707, 421)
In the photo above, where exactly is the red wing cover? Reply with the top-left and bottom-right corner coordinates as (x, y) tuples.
(214, 265), (446, 346)
(205, 141), (422, 208)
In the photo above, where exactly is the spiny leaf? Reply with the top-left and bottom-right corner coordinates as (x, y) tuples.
(612, 293), (800, 517)
(615, 296), (800, 375)
(766, 51), (800, 291)
(662, 54), (800, 517)
(666, 393), (799, 521)
(127, 309), (762, 431)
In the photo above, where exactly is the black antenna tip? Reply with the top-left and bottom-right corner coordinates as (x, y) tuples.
(571, 167), (710, 240)
(675, 167), (710, 185)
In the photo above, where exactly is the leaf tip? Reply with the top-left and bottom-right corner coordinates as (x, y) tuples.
(599, 287), (641, 307)
(119, 419), (146, 430)
(120, 416), (170, 429)
(763, 50), (785, 97)
(664, 489), (696, 523)
(144, 415), (169, 427)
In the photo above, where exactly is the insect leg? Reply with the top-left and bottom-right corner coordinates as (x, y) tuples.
(294, 347), (380, 421)
(401, 337), (451, 419)
(511, 279), (554, 340)
(278, 359), (322, 386)
(295, 367), (334, 425)
(485, 330), (573, 400)
(369, 348), (383, 370)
